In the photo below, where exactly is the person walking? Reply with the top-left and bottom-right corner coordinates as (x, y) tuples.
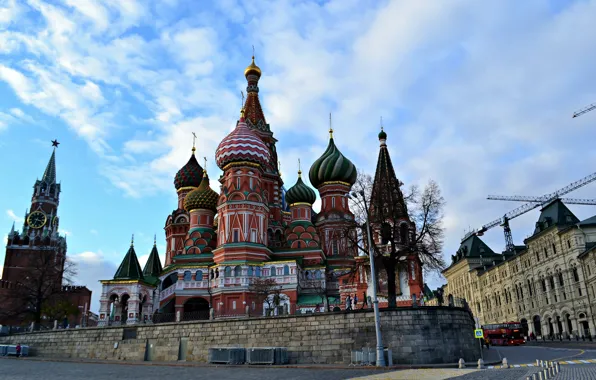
(345, 295), (352, 311)
(353, 294), (359, 309)
(15, 343), (21, 358)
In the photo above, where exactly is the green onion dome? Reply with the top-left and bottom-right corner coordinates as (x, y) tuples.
(286, 171), (317, 205)
(174, 151), (204, 190)
(309, 130), (357, 188)
(378, 127), (387, 140)
(183, 171), (219, 213)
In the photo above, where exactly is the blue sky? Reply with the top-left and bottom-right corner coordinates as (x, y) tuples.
(2, 0), (596, 313)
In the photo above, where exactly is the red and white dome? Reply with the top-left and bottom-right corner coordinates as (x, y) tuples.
(215, 114), (271, 169)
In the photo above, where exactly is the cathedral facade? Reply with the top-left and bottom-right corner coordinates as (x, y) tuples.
(98, 58), (423, 325)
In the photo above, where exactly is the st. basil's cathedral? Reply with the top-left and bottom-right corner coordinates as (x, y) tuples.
(97, 57), (424, 325)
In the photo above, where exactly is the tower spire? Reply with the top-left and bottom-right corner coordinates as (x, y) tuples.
(41, 142), (58, 184)
(153, 234), (156, 245)
(329, 113), (333, 139)
(298, 158), (302, 177)
(192, 132), (197, 154)
(131, 234), (134, 246)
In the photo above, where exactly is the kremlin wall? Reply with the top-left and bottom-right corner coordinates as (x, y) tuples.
(0, 307), (478, 365)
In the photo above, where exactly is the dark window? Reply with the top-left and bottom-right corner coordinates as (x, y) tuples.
(233, 230), (239, 243)
(578, 287), (583, 296)
(573, 267), (579, 282)
(544, 248), (548, 259)
(400, 224), (408, 244)
(283, 265), (290, 275)
(224, 266), (231, 277)
(196, 270), (203, 281)
(528, 280), (533, 296)
(559, 272), (564, 286)
(542, 279), (547, 292)
(552, 244), (556, 254)
(183, 271), (191, 281)
(234, 266), (241, 277)
(536, 252), (540, 262)
(567, 240), (571, 249)
(271, 267), (276, 276)
(381, 223), (391, 245)
(122, 328), (137, 340)
(549, 276), (555, 289)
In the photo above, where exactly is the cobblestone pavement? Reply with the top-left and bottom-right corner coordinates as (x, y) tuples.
(350, 368), (480, 379)
(490, 344), (596, 365)
(0, 359), (389, 380)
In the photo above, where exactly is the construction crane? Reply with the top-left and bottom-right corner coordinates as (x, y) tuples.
(487, 196), (596, 205)
(464, 171), (596, 251)
(573, 102), (596, 118)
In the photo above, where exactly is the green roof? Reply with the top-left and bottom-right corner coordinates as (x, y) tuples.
(579, 215), (596, 227)
(114, 244), (144, 280)
(42, 149), (57, 184)
(297, 295), (340, 305)
(143, 243), (163, 279)
(532, 199), (579, 235)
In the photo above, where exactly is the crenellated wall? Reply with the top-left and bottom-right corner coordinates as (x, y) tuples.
(0, 307), (479, 365)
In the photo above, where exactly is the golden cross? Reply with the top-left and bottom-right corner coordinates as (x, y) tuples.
(192, 132), (197, 151)
(380, 116), (384, 131)
(329, 113), (333, 137)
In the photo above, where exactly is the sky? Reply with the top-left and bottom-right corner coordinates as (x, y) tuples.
(1, 0), (596, 313)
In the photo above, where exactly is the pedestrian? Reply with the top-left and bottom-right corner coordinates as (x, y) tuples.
(363, 293), (368, 308)
(345, 295), (352, 311)
(354, 294), (359, 309)
(16, 343), (21, 358)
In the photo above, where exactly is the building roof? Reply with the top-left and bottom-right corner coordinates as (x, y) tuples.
(532, 199), (579, 236)
(579, 215), (596, 227)
(174, 152), (204, 190)
(142, 241), (163, 283)
(243, 56), (269, 134)
(370, 128), (408, 221)
(308, 129), (357, 188)
(184, 171), (219, 213)
(286, 170), (317, 205)
(113, 241), (144, 281)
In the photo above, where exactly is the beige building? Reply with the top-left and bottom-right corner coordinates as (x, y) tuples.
(443, 200), (596, 339)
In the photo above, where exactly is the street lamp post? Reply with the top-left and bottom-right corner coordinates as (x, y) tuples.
(351, 190), (385, 367)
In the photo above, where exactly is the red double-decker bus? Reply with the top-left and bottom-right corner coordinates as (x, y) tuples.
(482, 322), (525, 346)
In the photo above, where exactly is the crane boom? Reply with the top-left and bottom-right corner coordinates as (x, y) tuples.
(469, 171), (596, 241)
(487, 195), (596, 205)
(573, 102), (596, 118)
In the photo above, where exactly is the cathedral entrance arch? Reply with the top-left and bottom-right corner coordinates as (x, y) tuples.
(520, 318), (529, 336)
(120, 294), (130, 324)
(161, 273), (178, 290)
(533, 315), (542, 336)
(182, 297), (210, 321)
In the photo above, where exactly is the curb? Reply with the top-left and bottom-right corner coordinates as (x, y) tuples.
(0, 356), (497, 370)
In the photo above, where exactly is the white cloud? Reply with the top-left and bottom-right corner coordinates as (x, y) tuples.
(6, 209), (23, 223)
(90, 229), (98, 235)
(70, 250), (118, 313)
(59, 228), (72, 236)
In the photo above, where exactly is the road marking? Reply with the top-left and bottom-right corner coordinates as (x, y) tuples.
(550, 349), (585, 362)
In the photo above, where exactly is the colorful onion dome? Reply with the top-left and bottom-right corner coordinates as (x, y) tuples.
(183, 171), (219, 213)
(244, 56), (262, 79)
(174, 151), (204, 190)
(215, 110), (271, 169)
(309, 129), (357, 188)
(286, 170), (316, 205)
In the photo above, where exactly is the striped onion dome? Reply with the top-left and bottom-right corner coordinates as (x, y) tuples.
(184, 171), (219, 213)
(174, 152), (203, 190)
(215, 111), (271, 169)
(286, 171), (316, 205)
(309, 132), (357, 188)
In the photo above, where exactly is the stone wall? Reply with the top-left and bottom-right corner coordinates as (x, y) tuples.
(0, 307), (479, 365)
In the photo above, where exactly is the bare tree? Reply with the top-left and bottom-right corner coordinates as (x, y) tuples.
(348, 172), (445, 308)
(248, 278), (288, 316)
(0, 250), (77, 328)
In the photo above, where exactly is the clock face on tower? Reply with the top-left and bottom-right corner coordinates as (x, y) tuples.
(27, 211), (47, 229)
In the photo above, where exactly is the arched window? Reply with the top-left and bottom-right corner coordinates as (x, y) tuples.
(381, 223), (391, 245)
(549, 276), (555, 289)
(271, 267), (276, 276)
(183, 271), (191, 281)
(234, 265), (242, 277)
(558, 271), (564, 286)
(315, 271), (322, 279)
(255, 267), (261, 277)
(400, 224), (408, 244)
(573, 267), (579, 282)
(283, 265), (290, 275)
(248, 266), (253, 277)
(196, 270), (203, 281)
(224, 266), (231, 277)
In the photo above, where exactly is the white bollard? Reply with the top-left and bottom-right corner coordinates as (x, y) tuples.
(538, 371), (544, 380)
(477, 358), (485, 369)
(543, 369), (549, 379)
(536, 359), (540, 366)
(502, 357), (509, 369)
(458, 358), (465, 369)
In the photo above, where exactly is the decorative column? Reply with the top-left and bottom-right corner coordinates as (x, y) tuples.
(126, 293), (140, 325)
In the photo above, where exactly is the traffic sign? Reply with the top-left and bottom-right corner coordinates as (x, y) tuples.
(474, 329), (484, 338)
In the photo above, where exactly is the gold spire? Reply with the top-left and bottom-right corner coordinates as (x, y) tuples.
(240, 91), (246, 119)
(298, 158), (302, 177)
(191, 132), (197, 154)
(329, 113), (334, 139)
(203, 156), (208, 175)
